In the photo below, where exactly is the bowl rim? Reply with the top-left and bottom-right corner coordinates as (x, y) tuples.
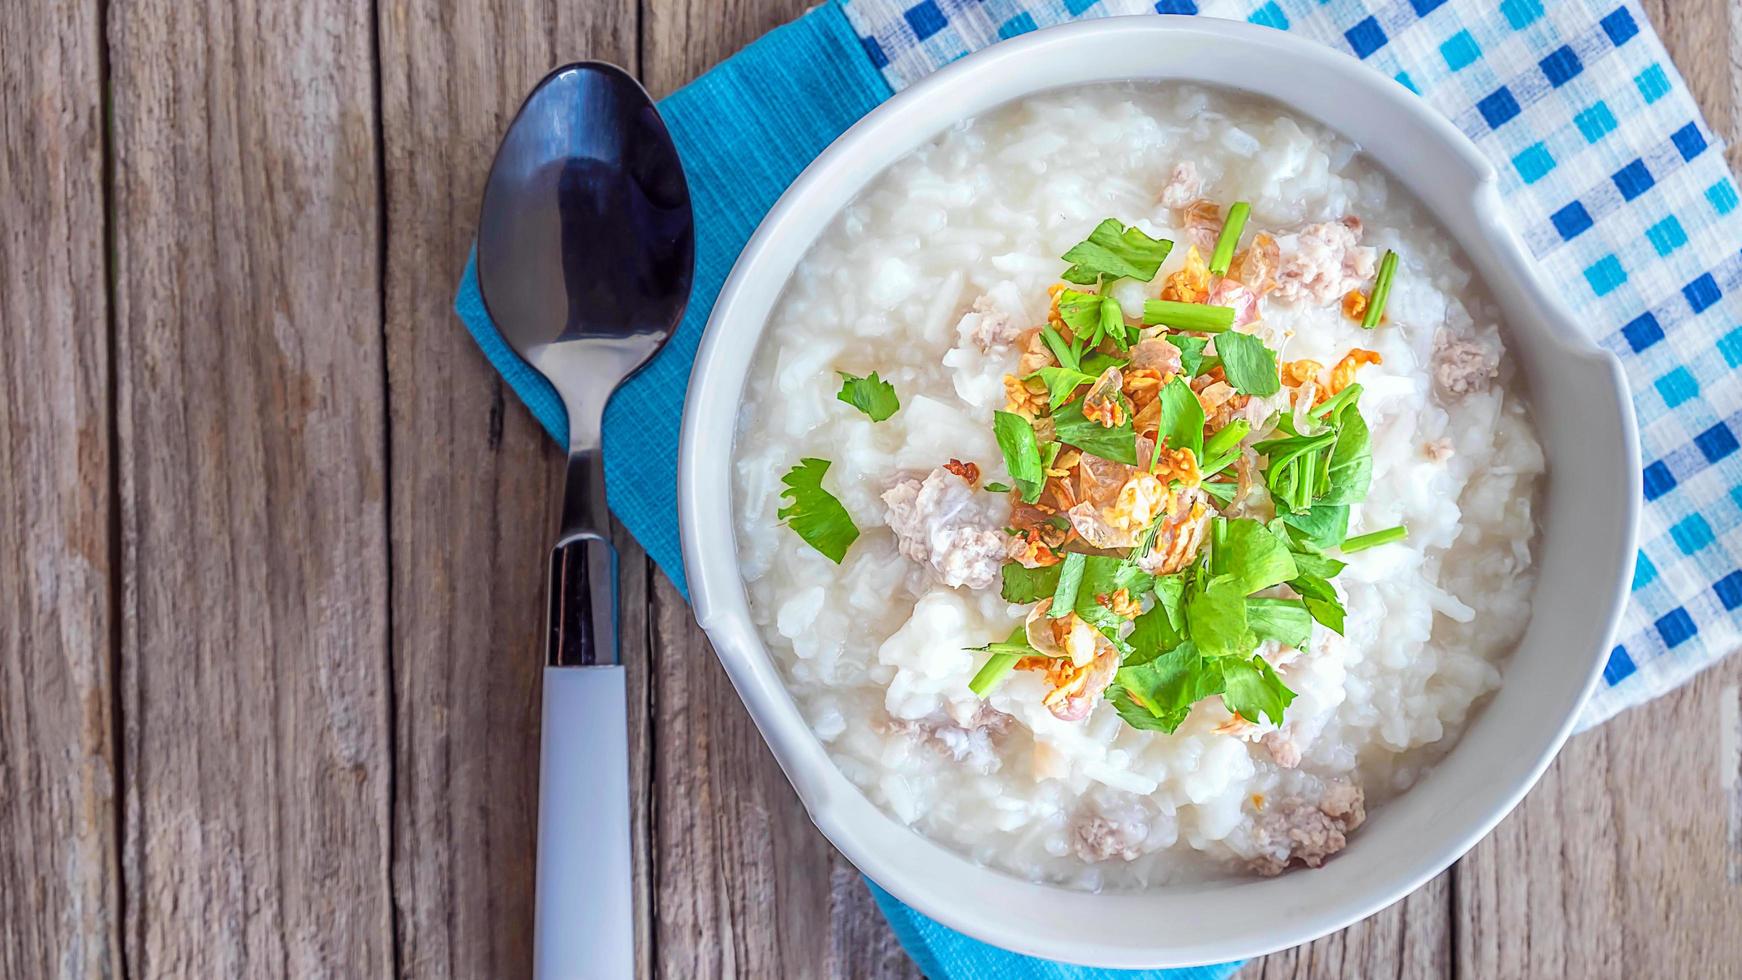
(679, 14), (1639, 967)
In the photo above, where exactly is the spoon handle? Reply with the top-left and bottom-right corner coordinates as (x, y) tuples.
(534, 663), (634, 979)
(535, 533), (633, 978)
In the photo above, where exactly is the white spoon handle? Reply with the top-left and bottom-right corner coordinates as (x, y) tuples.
(533, 665), (634, 980)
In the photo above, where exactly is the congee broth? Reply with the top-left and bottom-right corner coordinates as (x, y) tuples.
(730, 83), (1542, 888)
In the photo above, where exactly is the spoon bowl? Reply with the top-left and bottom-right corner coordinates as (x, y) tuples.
(480, 62), (693, 366)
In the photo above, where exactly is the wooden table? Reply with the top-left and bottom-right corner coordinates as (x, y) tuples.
(4, 1), (1739, 976)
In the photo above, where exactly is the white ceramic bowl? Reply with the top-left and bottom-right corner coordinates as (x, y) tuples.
(679, 16), (1639, 968)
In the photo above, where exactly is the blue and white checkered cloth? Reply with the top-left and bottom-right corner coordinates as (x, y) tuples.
(842, 0), (1742, 729)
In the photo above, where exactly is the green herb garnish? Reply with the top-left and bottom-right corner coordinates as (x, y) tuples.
(1209, 518), (1298, 595)
(1026, 366), (1097, 411)
(1123, 602), (1182, 663)
(1081, 351), (1130, 376)
(1052, 400), (1139, 465)
(1253, 427), (1335, 514)
(1143, 299), (1234, 333)
(1130, 514), (1165, 563)
(1155, 375), (1204, 470)
(1286, 544), (1346, 581)
(1203, 421), (1249, 462)
(984, 481), (1011, 493)
(835, 371), (900, 421)
(1219, 655), (1296, 726)
(993, 411), (1046, 504)
(1208, 201), (1250, 276)
(1245, 598), (1313, 650)
(1039, 325), (1080, 372)
(1001, 561), (1062, 603)
(1060, 219), (1173, 284)
(1273, 533), (1348, 635)
(1186, 574), (1254, 659)
(1317, 408), (1372, 505)
(1310, 382), (1362, 421)
(1073, 556), (1157, 634)
(1286, 566), (1346, 635)
(1199, 420), (1250, 477)
(1165, 333), (1213, 376)
(1056, 289), (1130, 350)
(1152, 574), (1187, 634)
(961, 214), (1408, 733)
(777, 458), (860, 563)
(1057, 289), (1103, 335)
(969, 653), (1021, 696)
(1108, 643), (1218, 732)
(1213, 330), (1281, 397)
(1200, 481), (1237, 506)
(1340, 524), (1408, 553)
(1105, 518), (1316, 726)
(1255, 387), (1370, 526)
(968, 626), (1033, 696)
(1279, 503), (1349, 550)
(1100, 294), (1131, 350)
(1362, 250), (1398, 329)
(1049, 553), (1088, 619)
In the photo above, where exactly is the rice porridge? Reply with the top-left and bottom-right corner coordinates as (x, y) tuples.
(730, 84), (1543, 888)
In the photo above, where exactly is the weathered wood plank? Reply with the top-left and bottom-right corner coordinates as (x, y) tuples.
(374, 0), (645, 977)
(108, 0), (393, 974)
(0, 0), (120, 976)
(641, 0), (817, 97)
(640, 1), (921, 975)
(1249, 874), (1451, 980)
(823, 857), (929, 980)
(616, 528), (656, 980)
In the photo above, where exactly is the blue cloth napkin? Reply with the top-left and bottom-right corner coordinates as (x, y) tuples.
(454, 0), (1741, 973)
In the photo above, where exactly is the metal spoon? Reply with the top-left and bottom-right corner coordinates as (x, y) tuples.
(476, 61), (693, 979)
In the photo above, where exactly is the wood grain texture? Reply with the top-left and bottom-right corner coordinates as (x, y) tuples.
(108, 0), (393, 974)
(374, 0), (642, 977)
(1249, 875), (1451, 980)
(0, 0), (120, 977)
(641, 0), (816, 97)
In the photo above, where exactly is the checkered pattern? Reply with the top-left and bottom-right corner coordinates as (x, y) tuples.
(840, 0), (1742, 728)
